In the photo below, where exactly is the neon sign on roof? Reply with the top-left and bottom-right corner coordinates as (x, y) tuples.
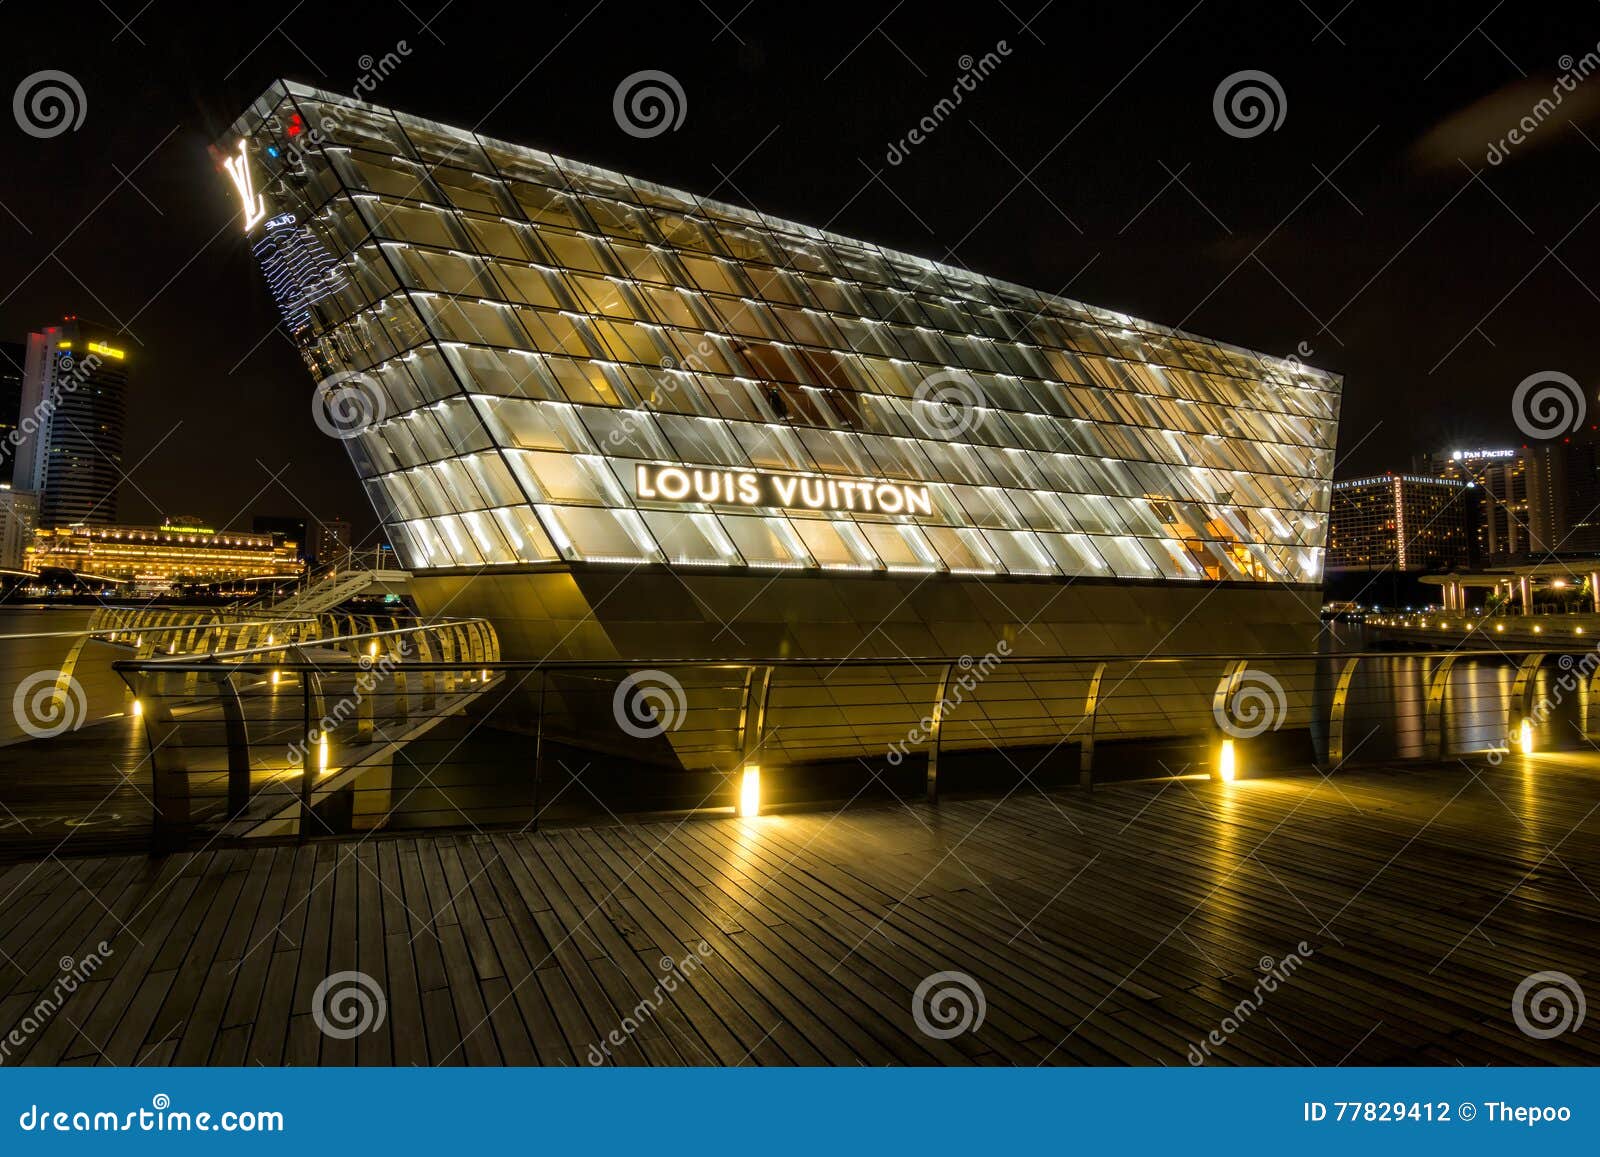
(223, 139), (267, 232)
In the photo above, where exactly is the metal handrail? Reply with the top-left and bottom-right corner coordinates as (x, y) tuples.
(120, 616), (497, 664)
(93, 635), (1596, 854)
(111, 644), (1600, 674)
(0, 615), (319, 644)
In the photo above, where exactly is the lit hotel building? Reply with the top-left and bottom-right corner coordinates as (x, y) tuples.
(1328, 474), (1472, 573)
(218, 83), (1342, 761)
(1425, 448), (1534, 560)
(27, 520), (303, 586)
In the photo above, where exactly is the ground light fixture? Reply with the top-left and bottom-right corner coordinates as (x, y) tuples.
(1216, 738), (1237, 783)
(1517, 718), (1535, 755)
(738, 765), (761, 817)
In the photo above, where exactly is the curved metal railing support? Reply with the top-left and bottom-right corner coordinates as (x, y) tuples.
(134, 670), (191, 851)
(1079, 661), (1108, 789)
(1507, 653), (1545, 748)
(925, 663), (952, 804)
(1325, 655), (1362, 769)
(1209, 659), (1249, 780)
(1424, 656), (1458, 759)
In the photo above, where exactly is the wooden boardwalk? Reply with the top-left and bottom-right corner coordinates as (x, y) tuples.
(2, 757), (1599, 1066)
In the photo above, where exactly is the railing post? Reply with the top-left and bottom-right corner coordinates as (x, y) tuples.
(299, 672), (316, 839)
(1586, 662), (1600, 742)
(1424, 656), (1458, 760)
(414, 631), (437, 710)
(737, 665), (773, 764)
(1080, 661), (1107, 790)
(1324, 655), (1361, 770)
(210, 665), (252, 818)
(1210, 659), (1248, 781)
(356, 658), (375, 744)
(926, 663), (952, 804)
(136, 672), (192, 853)
(531, 670), (547, 831)
(1507, 652), (1544, 751)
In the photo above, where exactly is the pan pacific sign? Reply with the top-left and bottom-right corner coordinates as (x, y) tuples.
(635, 464), (933, 517)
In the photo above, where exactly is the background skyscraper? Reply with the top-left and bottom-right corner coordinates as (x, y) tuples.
(14, 319), (130, 528)
(0, 341), (24, 450)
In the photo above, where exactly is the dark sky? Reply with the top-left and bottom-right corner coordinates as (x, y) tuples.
(2, 1), (1598, 544)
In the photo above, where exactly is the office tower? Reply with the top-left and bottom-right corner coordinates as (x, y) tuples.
(313, 517), (351, 566)
(14, 318), (129, 527)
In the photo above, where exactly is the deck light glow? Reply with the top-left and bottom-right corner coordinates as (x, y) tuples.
(1217, 739), (1237, 783)
(738, 765), (761, 817)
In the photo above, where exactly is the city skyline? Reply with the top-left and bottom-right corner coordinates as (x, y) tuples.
(4, 4), (1600, 537)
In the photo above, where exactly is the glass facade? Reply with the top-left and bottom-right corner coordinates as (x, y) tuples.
(223, 82), (1340, 584)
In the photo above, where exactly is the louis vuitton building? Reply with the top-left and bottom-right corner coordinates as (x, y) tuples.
(218, 82), (1341, 772)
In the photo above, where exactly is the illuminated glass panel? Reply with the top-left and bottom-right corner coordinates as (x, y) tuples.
(226, 83), (1341, 581)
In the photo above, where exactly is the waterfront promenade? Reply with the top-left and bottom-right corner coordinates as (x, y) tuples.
(2, 758), (1597, 1066)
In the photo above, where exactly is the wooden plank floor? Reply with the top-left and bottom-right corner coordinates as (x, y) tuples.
(3, 756), (1600, 1066)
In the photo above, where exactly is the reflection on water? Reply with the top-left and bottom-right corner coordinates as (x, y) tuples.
(0, 606), (137, 743)
(1329, 628), (1583, 759)
(0, 607), (151, 853)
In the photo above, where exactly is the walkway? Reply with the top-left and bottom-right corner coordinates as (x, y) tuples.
(2, 759), (1598, 1065)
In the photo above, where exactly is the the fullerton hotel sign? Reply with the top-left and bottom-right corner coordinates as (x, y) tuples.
(635, 464), (933, 517)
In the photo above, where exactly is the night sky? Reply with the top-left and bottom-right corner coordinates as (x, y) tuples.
(2, 1), (1598, 545)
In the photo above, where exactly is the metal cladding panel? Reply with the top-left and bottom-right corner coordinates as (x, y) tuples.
(404, 569), (1323, 770)
(221, 81), (1341, 591)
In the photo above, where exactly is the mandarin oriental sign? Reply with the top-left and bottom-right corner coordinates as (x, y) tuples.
(635, 464), (933, 516)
